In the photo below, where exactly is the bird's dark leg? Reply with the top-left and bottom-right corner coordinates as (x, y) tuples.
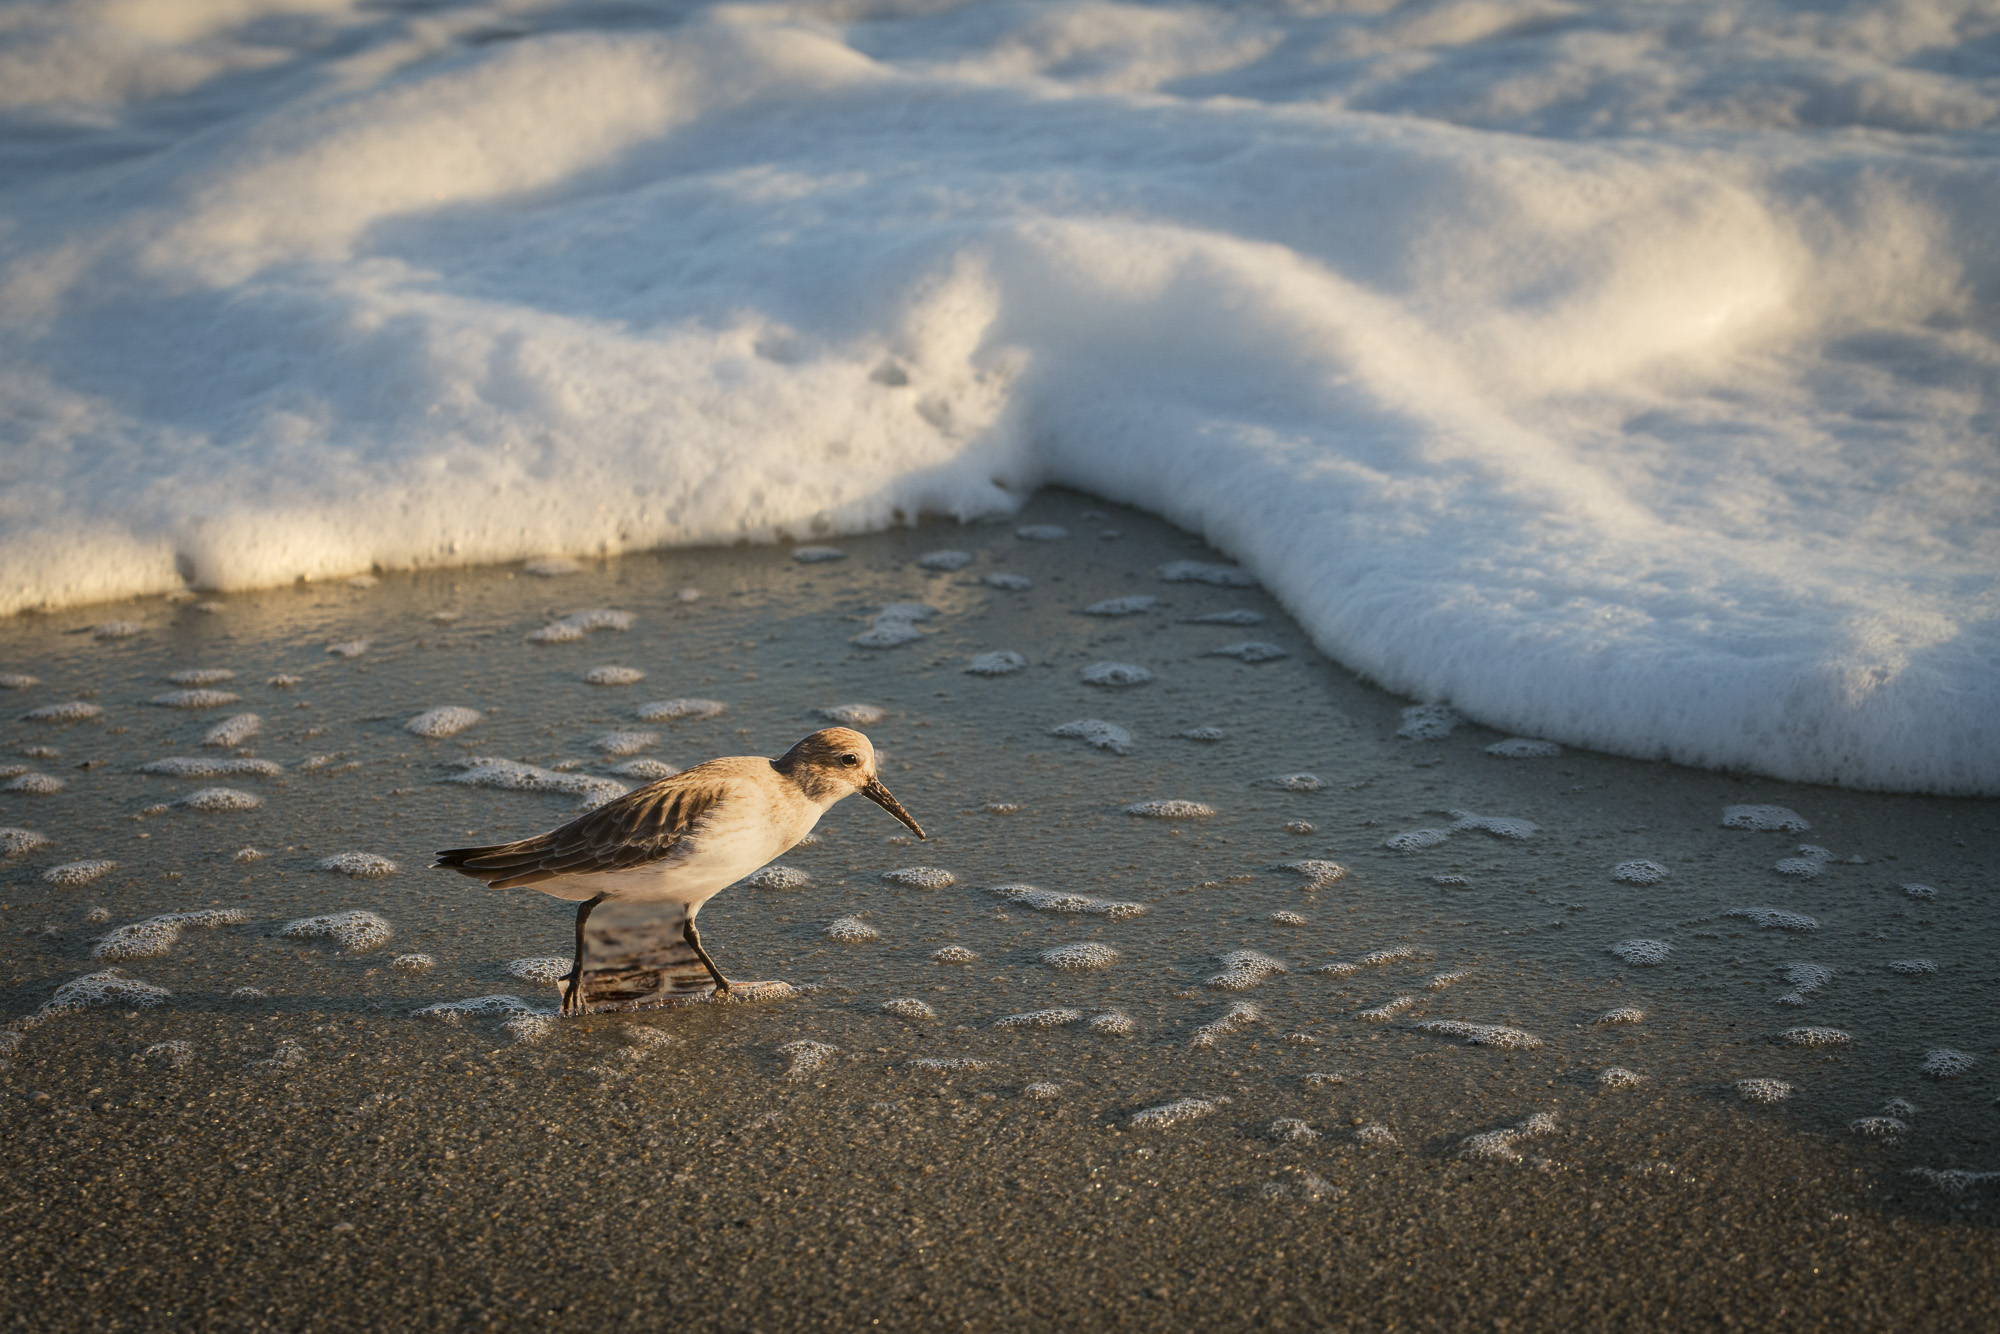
(564, 894), (605, 1017)
(683, 911), (732, 998)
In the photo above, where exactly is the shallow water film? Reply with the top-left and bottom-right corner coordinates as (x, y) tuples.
(2, 494), (1996, 1329)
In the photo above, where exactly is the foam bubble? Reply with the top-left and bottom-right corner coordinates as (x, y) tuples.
(1459, 1111), (1557, 1161)
(1780, 1026), (1851, 1047)
(140, 757), (281, 778)
(931, 945), (979, 963)
(1040, 942), (1118, 971)
(230, 987), (265, 1000)
(1901, 883), (1938, 900)
(881, 998), (939, 1021)
(267, 675), (300, 688)
(1418, 1019), (1542, 1048)
(1354, 996), (1416, 1022)
(167, 668), (236, 687)
(747, 866), (809, 890)
(1080, 661), (1151, 687)
(1050, 719), (1132, 754)
(825, 916), (878, 942)
(145, 1040), (195, 1069)
(449, 757), (627, 809)
(1727, 907), (1819, 932)
(917, 550), (973, 571)
(1722, 805), (1810, 832)
(910, 1056), (993, 1073)
(1158, 561), (1255, 588)
(1279, 859), (1347, 887)
(178, 787), (263, 811)
(1082, 596), (1157, 616)
(390, 953), (434, 970)
(1850, 1116), (1907, 1139)
(232, 847), (263, 862)
(1256, 773), (1323, 792)
(1089, 1011), (1136, 1036)
(818, 703), (886, 726)
(1613, 860), (1668, 885)
(1887, 959), (1937, 975)
(1269, 1117), (1320, 1144)
(1773, 857), (1825, 879)
(881, 867), (954, 889)
(1130, 1096), (1229, 1128)
(524, 557), (583, 577)
(504, 1013), (558, 1044)
(635, 698), (726, 722)
(983, 573), (1033, 591)
(1907, 1168), (2000, 1195)
(280, 910), (392, 952)
(85, 907), (109, 922)
(1599, 1067), (1645, 1090)
(25, 969), (169, 1026)
(6, 772), (63, 794)
(507, 958), (568, 984)
(1269, 910), (1308, 926)
(1485, 738), (1562, 758)
(1302, 1072), (1345, 1088)
(526, 609), (635, 645)
(1353, 1124), (1398, 1146)
(1884, 1097), (1921, 1119)
(1450, 810), (1540, 840)
(611, 759), (679, 780)
(319, 852), (396, 878)
(326, 640), (370, 658)
(1425, 969), (1470, 990)
(1188, 610), (1265, 626)
(1783, 962), (1833, 996)
(988, 884), (1144, 918)
(1189, 1002), (1261, 1047)
(1181, 727), (1227, 742)
(851, 603), (935, 648)
(1397, 704), (1461, 741)
(21, 701), (100, 722)
(965, 650), (1027, 676)
(585, 666), (646, 686)
(1210, 641), (1287, 663)
(1359, 945), (1423, 968)
(406, 706), (482, 738)
(1736, 1078), (1794, 1104)
(91, 908), (247, 959)
(1922, 1048), (1976, 1079)
(416, 994), (538, 1022)
(1208, 950), (1288, 991)
(1432, 873), (1470, 886)
(592, 730), (658, 756)
(1023, 1082), (1062, 1100)
(92, 622), (143, 640)
(791, 546), (847, 563)
(43, 859), (116, 887)
(1126, 799), (1212, 819)
(200, 713), (262, 747)
(993, 1008), (1084, 1029)
(0, 673), (40, 689)
(1016, 525), (1067, 541)
(1609, 939), (1672, 966)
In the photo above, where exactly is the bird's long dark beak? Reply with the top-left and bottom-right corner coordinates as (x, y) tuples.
(861, 777), (925, 840)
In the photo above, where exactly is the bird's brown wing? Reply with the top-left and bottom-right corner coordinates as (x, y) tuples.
(433, 773), (727, 890)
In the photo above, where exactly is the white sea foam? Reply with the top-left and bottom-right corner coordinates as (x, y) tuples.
(1130, 1097), (1229, 1129)
(1736, 1078), (1794, 1105)
(1188, 610), (1264, 626)
(982, 574), (1033, 592)
(1040, 942), (1118, 971)
(91, 908), (247, 959)
(1080, 661), (1151, 688)
(988, 884), (1143, 918)
(746, 865), (809, 890)
(909, 1057), (992, 1073)
(993, 1008), (1083, 1029)
(880, 998), (937, 1022)
(965, 650), (1027, 676)
(790, 546), (845, 564)
(326, 640), (369, 658)
(917, 550), (972, 571)
(1609, 940), (1672, 966)
(931, 945), (979, 964)
(201, 714), (262, 748)
(140, 756), (281, 778)
(416, 994), (539, 1022)
(1385, 829), (1451, 852)
(1599, 1068), (1645, 1091)
(21, 701), (99, 723)
(1082, 596), (1156, 617)
(1887, 959), (1938, 976)
(1356, 996), (1418, 1022)
(319, 852), (396, 879)
(1050, 720), (1131, 755)
(167, 668), (234, 687)
(150, 689), (239, 709)
(1089, 1011), (1137, 1037)
(592, 730), (658, 757)
(635, 698), (725, 723)
(1023, 1082), (1062, 1101)
(1126, 799), (1212, 820)
(1397, 704), (1461, 741)
(281, 910), (393, 952)
(448, 758), (626, 809)
(0, 674), (40, 689)
(881, 867), (954, 889)
(1921, 1048), (1977, 1079)
(1418, 1019), (1543, 1049)
(611, 759), (679, 781)
(1269, 910), (1307, 927)
(852, 603), (935, 649)
(43, 859), (116, 887)
(585, 666), (646, 686)
(1208, 951), (1288, 991)
(1612, 860), (1669, 886)
(1780, 1027), (1852, 1048)
(406, 706), (481, 738)
(817, 703), (886, 726)
(6, 773), (63, 794)
(1158, 562), (1254, 589)
(527, 610), (633, 644)
(1459, 1111), (1558, 1162)
(1728, 907), (1820, 932)
(1450, 811), (1540, 840)
(1901, 883), (1938, 900)
(824, 917), (878, 943)
(1181, 727), (1226, 742)
(391, 954), (434, 971)
(1722, 806), (1811, 833)
(178, 787), (263, 811)
(24, 969), (169, 1027)
(507, 958), (568, 984)
(1210, 642), (1286, 663)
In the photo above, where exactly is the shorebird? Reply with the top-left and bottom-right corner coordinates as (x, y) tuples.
(434, 727), (923, 1014)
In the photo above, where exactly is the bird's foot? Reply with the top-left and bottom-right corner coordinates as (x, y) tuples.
(562, 976), (587, 1016)
(709, 978), (735, 1001)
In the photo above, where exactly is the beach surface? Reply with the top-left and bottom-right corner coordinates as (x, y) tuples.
(2, 493), (1995, 1329)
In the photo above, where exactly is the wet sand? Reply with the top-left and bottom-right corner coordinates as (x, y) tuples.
(2, 490), (1996, 1330)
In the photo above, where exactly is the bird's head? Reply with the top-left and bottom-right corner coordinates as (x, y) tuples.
(775, 727), (925, 839)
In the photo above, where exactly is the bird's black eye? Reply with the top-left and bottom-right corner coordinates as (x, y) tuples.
(840, 753), (860, 768)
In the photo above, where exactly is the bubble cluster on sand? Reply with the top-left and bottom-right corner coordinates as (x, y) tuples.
(747, 865), (809, 890)
(0, 673), (40, 689)
(983, 573), (1033, 591)
(1907, 1168), (2000, 1195)
(965, 650), (1027, 676)
(636, 698), (726, 722)
(1887, 959), (1938, 976)
(1356, 995), (1419, 1021)
(1849, 1116), (1907, 1139)
(1189, 1002), (1260, 1048)
(319, 852), (396, 878)
(1396, 704), (1461, 741)
(448, 758), (626, 809)
(1300, 1072), (1346, 1089)
(166, 668), (235, 687)
(1090, 1011), (1136, 1036)
(503, 1013), (557, 1044)
(145, 1040), (195, 1070)
(92, 622), (143, 639)
(326, 640), (370, 658)
(881, 998), (938, 1021)
(1485, 738), (1562, 758)
(1040, 942), (1118, 971)
(22, 701), (100, 722)
(505, 957), (570, 985)
(825, 917), (878, 943)
(585, 666), (646, 686)
(790, 545), (847, 564)
(852, 603), (935, 648)
(587, 730), (656, 758)
(6, 772), (63, 794)
(150, 689), (240, 709)
(994, 1008), (1084, 1029)
(1126, 799), (1212, 819)
(917, 550), (973, 571)
(1610, 939), (1672, 966)
(92, 908), (247, 959)
(86, 907), (110, 923)
(1385, 828), (1451, 851)
(390, 953), (433, 970)
(527, 609), (634, 643)
(910, 1056), (993, 1073)
(1050, 720), (1132, 754)
(1780, 1026), (1852, 1047)
(26, 969), (169, 1026)
(1459, 1111), (1558, 1161)
(43, 859), (116, 887)
(1080, 661), (1151, 687)
(1901, 883), (1937, 900)
(1211, 642), (1288, 663)
(405, 706), (482, 738)
(523, 557), (583, 577)
(931, 945), (979, 963)
(988, 884), (1143, 918)
(1270, 910), (1308, 926)
(267, 674), (301, 688)
(178, 787), (264, 811)
(881, 867), (954, 889)
(1186, 610), (1265, 627)
(1417, 1019), (1543, 1048)
(1158, 561), (1255, 588)
(141, 756), (281, 778)
(1023, 1082), (1062, 1101)
(812, 703), (884, 729)
(1208, 951), (1288, 991)
(1278, 859), (1347, 888)
(1728, 906), (1819, 932)
(231, 987), (265, 1000)
(1922, 1048), (1977, 1079)
(1181, 727), (1227, 742)
(415, 994), (539, 1022)
(1736, 1077), (1794, 1104)
(1613, 860), (1669, 885)
(1779, 963), (1833, 1004)
(1722, 805), (1810, 832)
(259, 1038), (308, 1070)
(281, 910), (392, 952)
(1598, 1067), (1645, 1090)
(611, 759), (679, 780)
(1450, 811), (1540, 840)
(1354, 1124), (1399, 1146)
(200, 713), (262, 748)
(1258, 774), (1325, 796)
(1425, 969), (1470, 990)
(1773, 847), (1833, 878)
(1431, 873), (1470, 887)
(1131, 1096), (1229, 1129)
(1016, 525), (1068, 541)
(1082, 596), (1157, 617)
(1265, 1117), (1320, 1144)
(232, 847), (264, 863)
